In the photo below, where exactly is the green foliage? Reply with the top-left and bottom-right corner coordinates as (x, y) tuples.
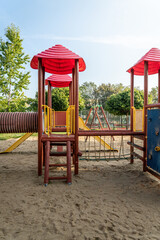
(28, 88), (85, 112)
(79, 82), (97, 109)
(0, 24), (30, 112)
(52, 88), (69, 111)
(149, 86), (158, 103)
(105, 89), (144, 115)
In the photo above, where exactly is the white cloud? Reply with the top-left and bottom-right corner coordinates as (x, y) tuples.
(24, 34), (160, 49)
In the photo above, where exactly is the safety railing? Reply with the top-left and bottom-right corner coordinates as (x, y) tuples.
(132, 107), (144, 132)
(42, 105), (55, 136)
(66, 105), (75, 135)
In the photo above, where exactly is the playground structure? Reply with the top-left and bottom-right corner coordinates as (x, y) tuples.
(1, 46), (160, 184)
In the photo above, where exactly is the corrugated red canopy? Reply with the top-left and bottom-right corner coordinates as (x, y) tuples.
(30, 44), (86, 74)
(45, 74), (72, 88)
(127, 48), (160, 75)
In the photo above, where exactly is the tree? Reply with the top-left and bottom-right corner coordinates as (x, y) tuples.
(79, 82), (97, 109)
(28, 87), (85, 112)
(149, 86), (158, 103)
(105, 89), (144, 116)
(0, 24), (30, 112)
(96, 83), (126, 108)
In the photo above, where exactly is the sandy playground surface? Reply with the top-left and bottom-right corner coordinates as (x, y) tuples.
(0, 136), (160, 240)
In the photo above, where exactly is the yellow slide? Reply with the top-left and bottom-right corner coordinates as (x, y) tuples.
(79, 117), (117, 151)
(0, 133), (33, 154)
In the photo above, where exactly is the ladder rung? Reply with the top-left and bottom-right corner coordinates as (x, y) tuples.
(127, 141), (145, 151)
(49, 176), (67, 180)
(49, 164), (67, 167)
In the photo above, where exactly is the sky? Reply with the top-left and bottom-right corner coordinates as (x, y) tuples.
(1, 0), (160, 98)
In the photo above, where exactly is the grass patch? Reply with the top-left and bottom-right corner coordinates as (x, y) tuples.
(0, 133), (38, 140)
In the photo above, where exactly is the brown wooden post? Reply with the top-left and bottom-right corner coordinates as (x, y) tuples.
(38, 58), (43, 176)
(44, 141), (50, 185)
(85, 108), (92, 125)
(144, 61), (148, 171)
(42, 67), (45, 105)
(74, 59), (79, 175)
(67, 141), (72, 184)
(69, 82), (73, 105)
(130, 68), (134, 164)
(48, 81), (52, 108)
(72, 68), (75, 105)
(158, 69), (160, 103)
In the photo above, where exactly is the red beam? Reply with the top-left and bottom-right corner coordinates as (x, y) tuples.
(78, 130), (144, 136)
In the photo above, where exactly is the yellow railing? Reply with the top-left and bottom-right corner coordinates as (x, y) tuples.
(42, 105), (55, 136)
(66, 105), (75, 135)
(42, 105), (75, 136)
(132, 107), (144, 132)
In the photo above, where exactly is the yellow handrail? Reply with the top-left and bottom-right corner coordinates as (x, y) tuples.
(42, 105), (55, 136)
(66, 105), (75, 135)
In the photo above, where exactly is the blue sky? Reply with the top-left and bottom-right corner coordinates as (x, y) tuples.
(1, 0), (160, 98)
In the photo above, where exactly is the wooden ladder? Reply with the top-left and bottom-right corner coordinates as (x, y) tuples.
(44, 141), (72, 186)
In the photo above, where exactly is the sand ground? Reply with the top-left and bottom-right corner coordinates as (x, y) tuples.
(0, 137), (160, 240)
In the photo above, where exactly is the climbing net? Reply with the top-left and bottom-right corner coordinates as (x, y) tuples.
(79, 135), (132, 161)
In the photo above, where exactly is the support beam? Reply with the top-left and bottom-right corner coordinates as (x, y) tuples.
(38, 58), (43, 176)
(130, 69), (134, 164)
(143, 61), (148, 172)
(42, 67), (45, 105)
(48, 81), (52, 108)
(74, 60), (79, 175)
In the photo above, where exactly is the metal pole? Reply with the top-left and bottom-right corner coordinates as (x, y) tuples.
(144, 61), (148, 171)
(74, 59), (79, 175)
(38, 58), (43, 176)
(130, 68), (134, 164)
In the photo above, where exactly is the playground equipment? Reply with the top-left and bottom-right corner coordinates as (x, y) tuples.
(1, 46), (160, 184)
(85, 105), (112, 130)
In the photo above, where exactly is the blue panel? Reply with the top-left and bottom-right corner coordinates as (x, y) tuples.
(147, 109), (160, 173)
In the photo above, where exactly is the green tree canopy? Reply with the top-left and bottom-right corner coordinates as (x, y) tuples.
(0, 24), (30, 112)
(28, 87), (85, 112)
(105, 89), (144, 115)
(79, 82), (97, 109)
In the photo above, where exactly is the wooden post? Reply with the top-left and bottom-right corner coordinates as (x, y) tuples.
(42, 67), (45, 105)
(85, 108), (92, 125)
(158, 69), (160, 103)
(44, 141), (50, 185)
(130, 68), (134, 164)
(48, 81), (52, 108)
(74, 60), (79, 175)
(69, 82), (73, 105)
(72, 68), (75, 105)
(144, 61), (148, 171)
(67, 141), (72, 184)
(38, 58), (43, 176)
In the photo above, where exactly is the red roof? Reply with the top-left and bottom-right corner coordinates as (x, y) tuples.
(127, 48), (160, 75)
(45, 74), (72, 88)
(30, 44), (86, 74)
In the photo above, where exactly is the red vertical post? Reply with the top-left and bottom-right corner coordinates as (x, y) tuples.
(67, 141), (72, 184)
(144, 61), (148, 171)
(42, 67), (45, 105)
(72, 68), (75, 105)
(158, 69), (160, 103)
(69, 82), (73, 105)
(44, 141), (50, 185)
(130, 68), (134, 164)
(38, 58), (43, 176)
(48, 81), (52, 108)
(74, 60), (79, 175)
(85, 108), (92, 125)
